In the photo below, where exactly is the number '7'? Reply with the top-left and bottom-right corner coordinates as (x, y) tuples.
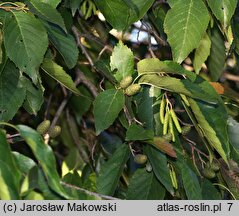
(227, 203), (233, 211)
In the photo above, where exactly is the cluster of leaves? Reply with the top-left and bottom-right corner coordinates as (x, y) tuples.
(0, 0), (239, 200)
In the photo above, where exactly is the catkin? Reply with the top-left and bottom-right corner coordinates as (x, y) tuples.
(170, 109), (182, 133)
(160, 97), (165, 124)
(163, 110), (169, 135)
(169, 166), (178, 189)
(169, 116), (175, 142)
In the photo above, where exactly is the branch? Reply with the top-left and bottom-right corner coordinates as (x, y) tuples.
(72, 26), (94, 67)
(76, 68), (98, 98)
(135, 21), (167, 46)
(44, 94), (53, 119)
(223, 72), (239, 82)
(60, 181), (120, 200)
(184, 137), (209, 159)
(49, 67), (97, 129)
(98, 45), (113, 60)
(81, 33), (108, 48)
(152, 0), (167, 8)
(50, 95), (70, 130)
(65, 109), (90, 164)
(143, 22), (156, 58)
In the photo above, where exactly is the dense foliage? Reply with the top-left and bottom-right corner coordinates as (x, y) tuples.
(0, 0), (239, 200)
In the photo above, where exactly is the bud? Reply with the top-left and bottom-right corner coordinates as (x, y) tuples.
(162, 133), (172, 142)
(181, 125), (191, 135)
(145, 162), (152, 172)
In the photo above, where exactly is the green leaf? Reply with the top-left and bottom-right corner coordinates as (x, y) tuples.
(22, 78), (44, 115)
(0, 161), (20, 199)
(27, 166), (63, 199)
(24, 191), (44, 200)
(139, 74), (217, 103)
(164, 0), (210, 63)
(93, 89), (125, 135)
(207, 0), (237, 29)
(69, 0), (83, 16)
(41, 59), (80, 95)
(3, 11), (48, 83)
(44, 22), (78, 69)
(0, 60), (26, 122)
(135, 87), (154, 130)
(126, 169), (165, 200)
(99, 133), (123, 155)
(27, 0), (66, 32)
(62, 172), (83, 199)
(145, 145), (174, 194)
(12, 152), (36, 176)
(94, 59), (117, 84)
(207, 26), (226, 81)
(126, 123), (154, 141)
(179, 162), (202, 199)
(201, 179), (221, 200)
(137, 59), (229, 107)
(0, 130), (21, 199)
(0, 131), (21, 183)
(70, 86), (93, 122)
(148, 6), (167, 41)
(188, 98), (229, 161)
(193, 33), (211, 74)
(83, 173), (97, 194)
(16, 125), (71, 199)
(62, 172), (97, 199)
(232, 14), (239, 56)
(40, 0), (61, 8)
(63, 147), (84, 171)
(0, 29), (3, 64)
(95, 0), (154, 30)
(110, 41), (134, 82)
(97, 144), (130, 196)
(0, 9), (10, 26)
(137, 58), (197, 82)
(228, 117), (239, 154)
(63, 172), (98, 199)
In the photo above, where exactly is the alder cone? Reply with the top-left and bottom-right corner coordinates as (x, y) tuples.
(134, 154), (147, 164)
(202, 168), (216, 179)
(125, 84), (141, 96)
(210, 161), (220, 172)
(36, 120), (50, 135)
(49, 125), (62, 138)
(119, 76), (133, 89)
(205, 161), (220, 172)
